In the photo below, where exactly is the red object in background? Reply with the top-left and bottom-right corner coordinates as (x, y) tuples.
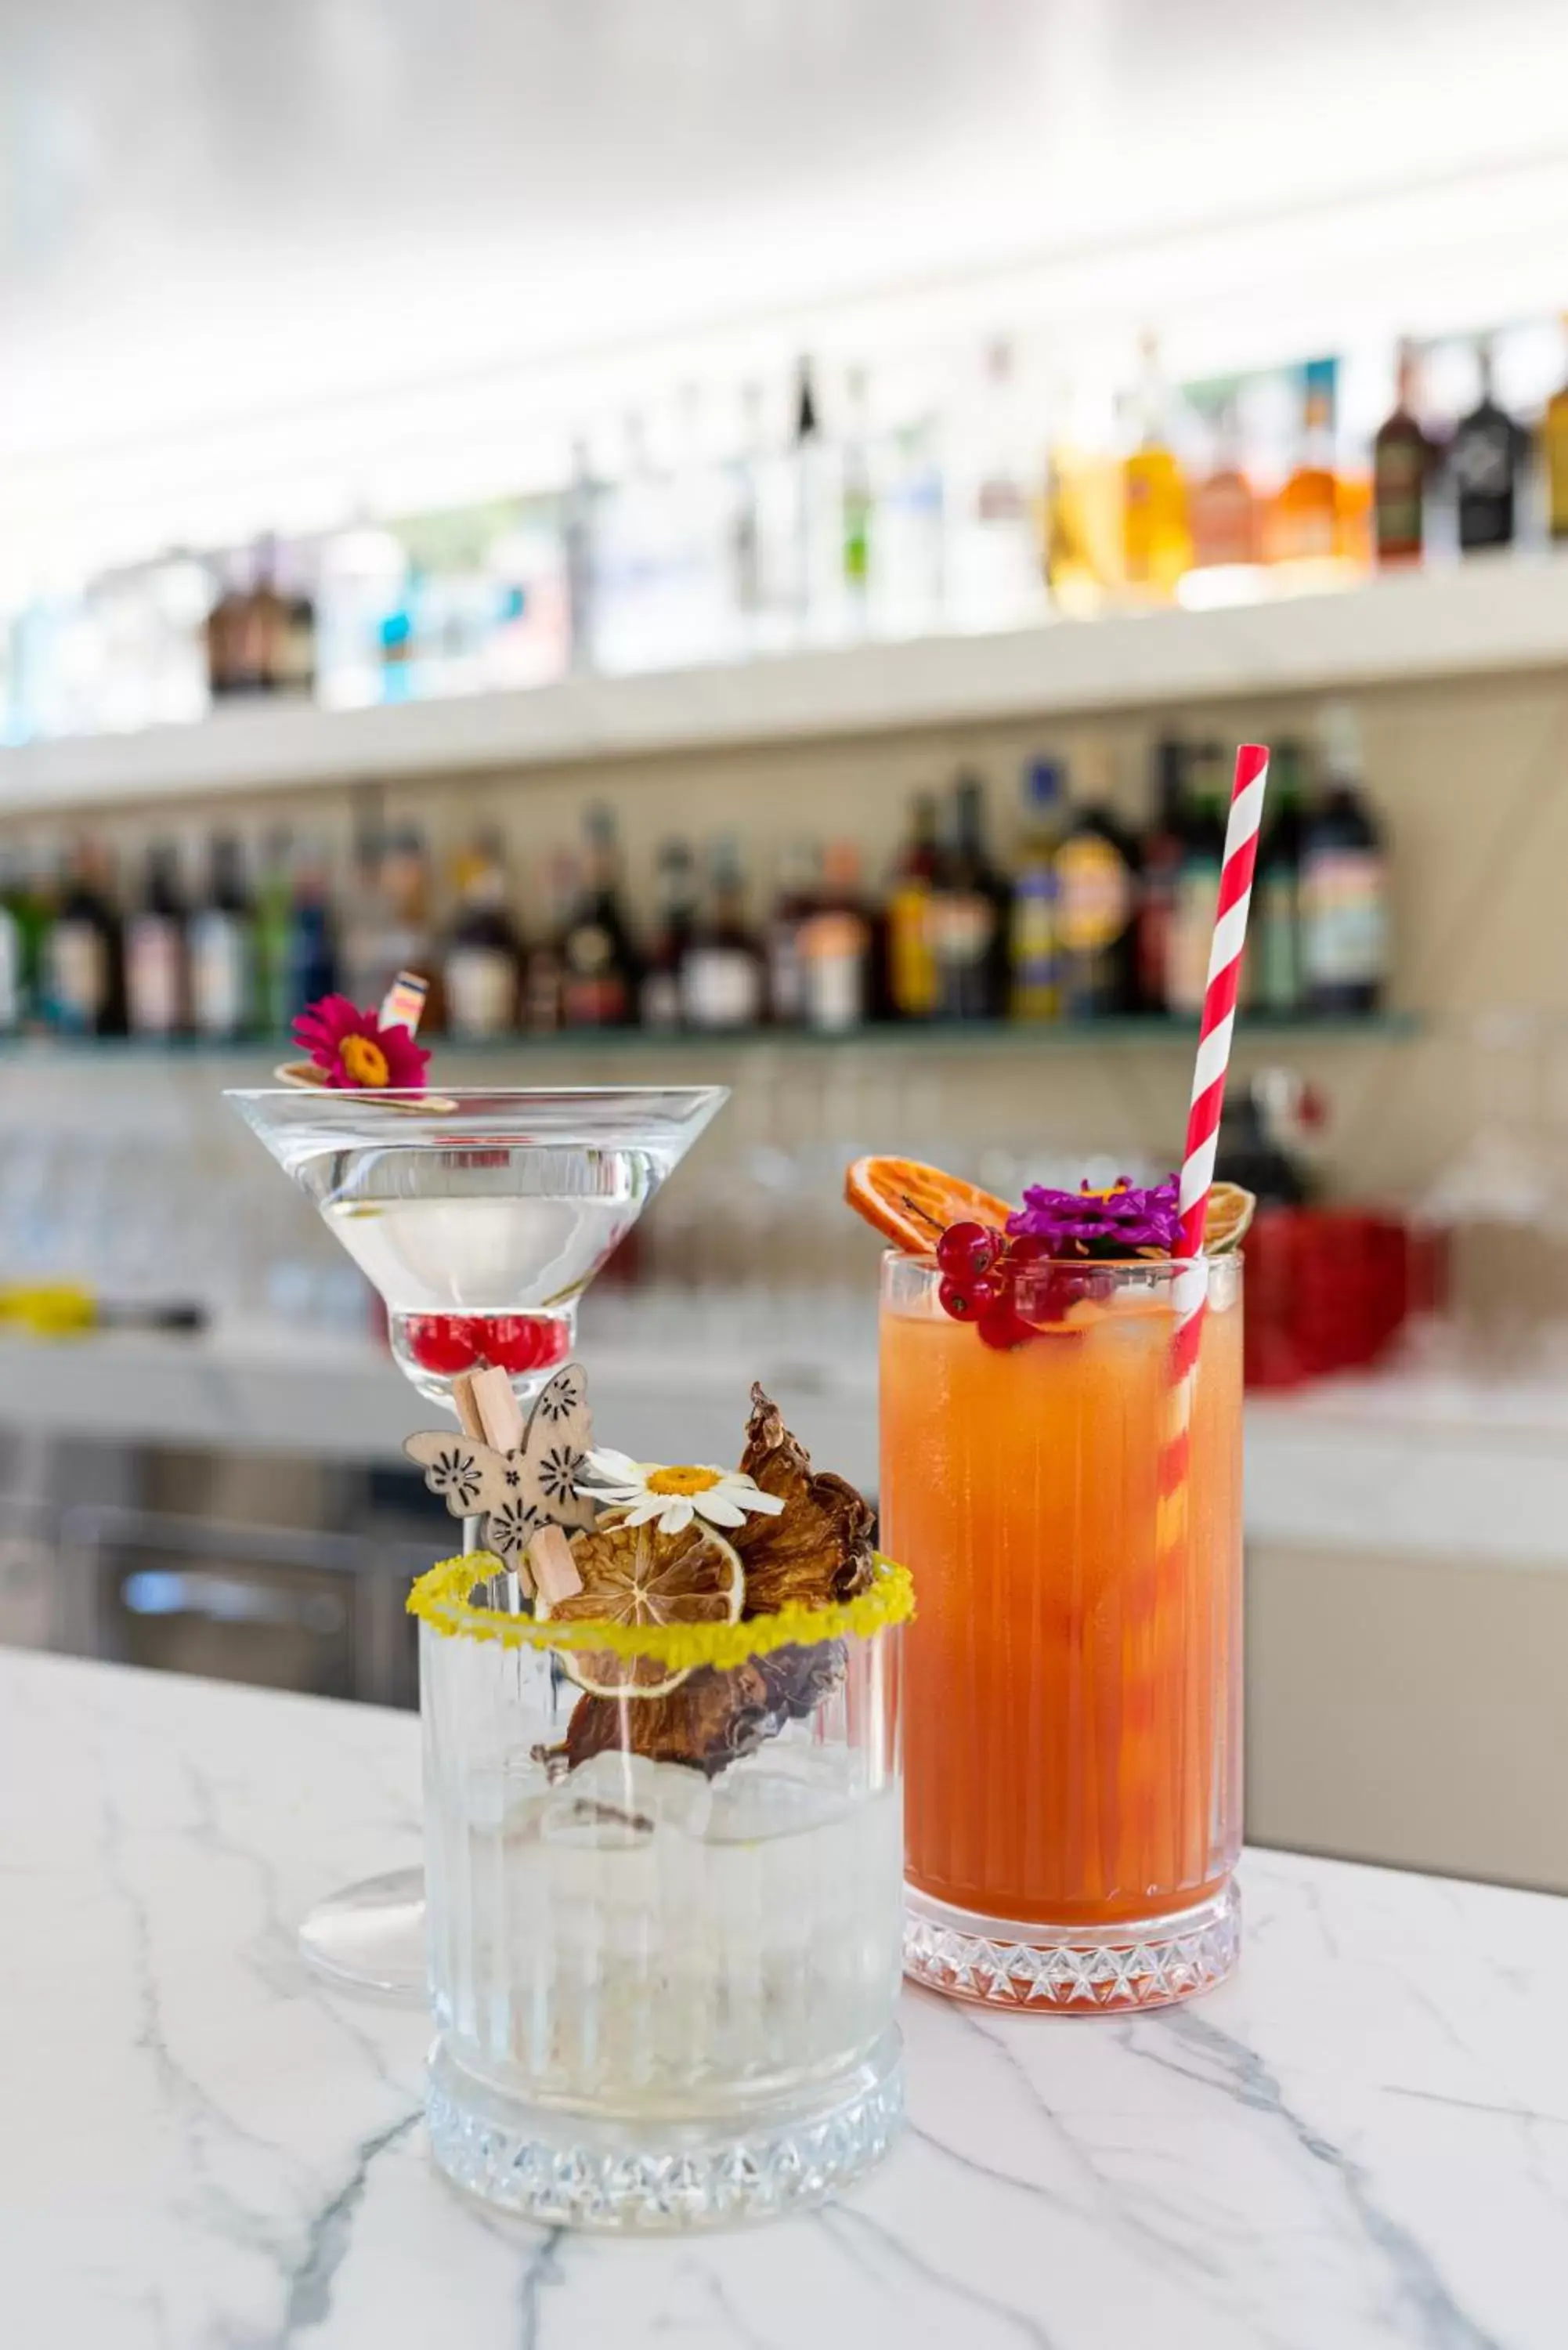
(1243, 1206), (1414, 1390)
(406, 1312), (569, 1378)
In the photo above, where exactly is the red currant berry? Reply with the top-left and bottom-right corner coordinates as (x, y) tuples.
(938, 1277), (979, 1321)
(406, 1314), (482, 1375)
(1004, 1231), (1054, 1264)
(936, 1220), (1002, 1280)
(977, 1303), (1032, 1350)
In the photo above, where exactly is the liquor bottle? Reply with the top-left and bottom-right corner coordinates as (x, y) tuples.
(883, 792), (941, 1021)
(1167, 742), (1227, 1018)
(792, 359), (828, 642)
(948, 338), (1046, 631)
(639, 840), (701, 1030)
(1046, 378), (1124, 613)
(189, 833), (258, 1041)
(1122, 332), (1191, 597)
(522, 852), (575, 1036)
(681, 839), (765, 1031)
(372, 826), (438, 1022)
(284, 840), (338, 1025)
(255, 829), (295, 1036)
(244, 537), (291, 693)
(204, 553), (255, 699)
(125, 841), (190, 1039)
(930, 776), (1009, 1021)
(1187, 400), (1259, 571)
(1269, 360), (1340, 564)
(1249, 739), (1306, 1018)
(443, 833), (522, 1039)
(1053, 754), (1138, 1018)
(1372, 342), (1434, 566)
(840, 367), (873, 634)
(340, 821), (390, 1010)
(1300, 706), (1389, 1015)
(764, 841), (820, 1029)
(49, 838), (126, 1037)
(1135, 737), (1188, 1014)
(562, 805), (638, 1028)
(729, 386), (765, 656)
(872, 408), (945, 641)
(1542, 318), (1568, 544)
(0, 849), (25, 1033)
(1450, 339), (1522, 553)
(1009, 757), (1064, 1022)
(798, 841), (873, 1034)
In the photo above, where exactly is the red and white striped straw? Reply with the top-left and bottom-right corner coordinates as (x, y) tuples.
(1171, 741), (1271, 1362)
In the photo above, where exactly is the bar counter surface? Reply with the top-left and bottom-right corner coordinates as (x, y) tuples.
(2, 1647), (1561, 2349)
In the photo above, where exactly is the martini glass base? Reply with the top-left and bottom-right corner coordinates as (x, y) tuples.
(298, 1867), (428, 2001)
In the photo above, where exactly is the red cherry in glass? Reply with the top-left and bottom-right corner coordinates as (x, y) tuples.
(406, 1314), (482, 1375)
(480, 1314), (569, 1376)
(936, 1220), (1002, 1280)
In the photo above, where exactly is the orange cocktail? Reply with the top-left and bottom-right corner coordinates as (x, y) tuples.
(881, 1249), (1242, 2010)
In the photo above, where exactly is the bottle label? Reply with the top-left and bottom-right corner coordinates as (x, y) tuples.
(190, 913), (253, 1036)
(768, 926), (804, 1023)
(1010, 871), (1057, 995)
(1374, 440), (1424, 555)
(1055, 837), (1131, 952)
(930, 891), (995, 971)
(1302, 851), (1387, 985)
(129, 913), (184, 1032)
(800, 912), (869, 1033)
(445, 946), (516, 1036)
(681, 948), (761, 1030)
(49, 922), (108, 1029)
(887, 880), (937, 1018)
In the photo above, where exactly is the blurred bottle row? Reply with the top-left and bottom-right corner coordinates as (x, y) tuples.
(0, 711), (1388, 1041)
(9, 320), (1568, 747)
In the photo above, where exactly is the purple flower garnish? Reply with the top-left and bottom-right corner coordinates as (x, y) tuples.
(1006, 1174), (1180, 1260)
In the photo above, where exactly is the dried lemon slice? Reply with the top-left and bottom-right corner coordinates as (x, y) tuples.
(536, 1518), (744, 1700)
(1204, 1182), (1257, 1255)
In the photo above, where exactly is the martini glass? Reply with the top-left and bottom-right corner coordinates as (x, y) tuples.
(228, 1083), (727, 1998)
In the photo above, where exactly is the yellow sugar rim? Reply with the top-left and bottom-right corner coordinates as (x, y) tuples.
(407, 1550), (913, 1665)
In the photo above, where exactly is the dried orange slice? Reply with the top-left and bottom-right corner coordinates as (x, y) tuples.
(536, 1518), (744, 1700)
(1204, 1183), (1257, 1255)
(844, 1155), (1013, 1256)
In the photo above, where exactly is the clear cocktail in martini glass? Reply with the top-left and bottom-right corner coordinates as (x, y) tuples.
(229, 1083), (727, 1997)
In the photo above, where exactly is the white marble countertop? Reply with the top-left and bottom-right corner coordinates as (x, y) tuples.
(3, 1649), (1565, 2348)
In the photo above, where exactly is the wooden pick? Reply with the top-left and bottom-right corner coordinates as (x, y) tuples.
(470, 1364), (526, 1455)
(528, 1524), (583, 1605)
(450, 1371), (487, 1444)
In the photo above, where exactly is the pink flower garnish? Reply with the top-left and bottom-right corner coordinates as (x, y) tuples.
(292, 994), (430, 1092)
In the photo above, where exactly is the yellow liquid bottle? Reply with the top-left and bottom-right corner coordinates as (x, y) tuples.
(1122, 333), (1191, 598)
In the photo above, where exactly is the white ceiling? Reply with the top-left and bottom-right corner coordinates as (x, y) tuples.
(5, 0), (1568, 562)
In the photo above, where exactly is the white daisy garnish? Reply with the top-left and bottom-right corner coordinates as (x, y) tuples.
(576, 1448), (787, 1538)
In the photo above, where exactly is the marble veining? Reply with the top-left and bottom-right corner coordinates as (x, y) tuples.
(2, 1648), (1563, 2349)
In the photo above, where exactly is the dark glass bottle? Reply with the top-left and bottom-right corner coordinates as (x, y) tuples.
(1010, 757), (1064, 1023)
(681, 839), (765, 1032)
(764, 841), (820, 1029)
(1134, 738), (1188, 1015)
(1052, 765), (1138, 1018)
(930, 774), (1009, 1021)
(443, 833), (522, 1039)
(639, 840), (701, 1030)
(1450, 340), (1522, 553)
(126, 841), (190, 1039)
(1168, 743), (1227, 1020)
(1372, 342), (1433, 565)
(190, 833), (258, 1041)
(1301, 712), (1389, 1016)
(284, 841), (338, 1024)
(1250, 739), (1306, 1017)
(49, 838), (127, 1037)
(883, 792), (941, 1021)
(562, 805), (638, 1028)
